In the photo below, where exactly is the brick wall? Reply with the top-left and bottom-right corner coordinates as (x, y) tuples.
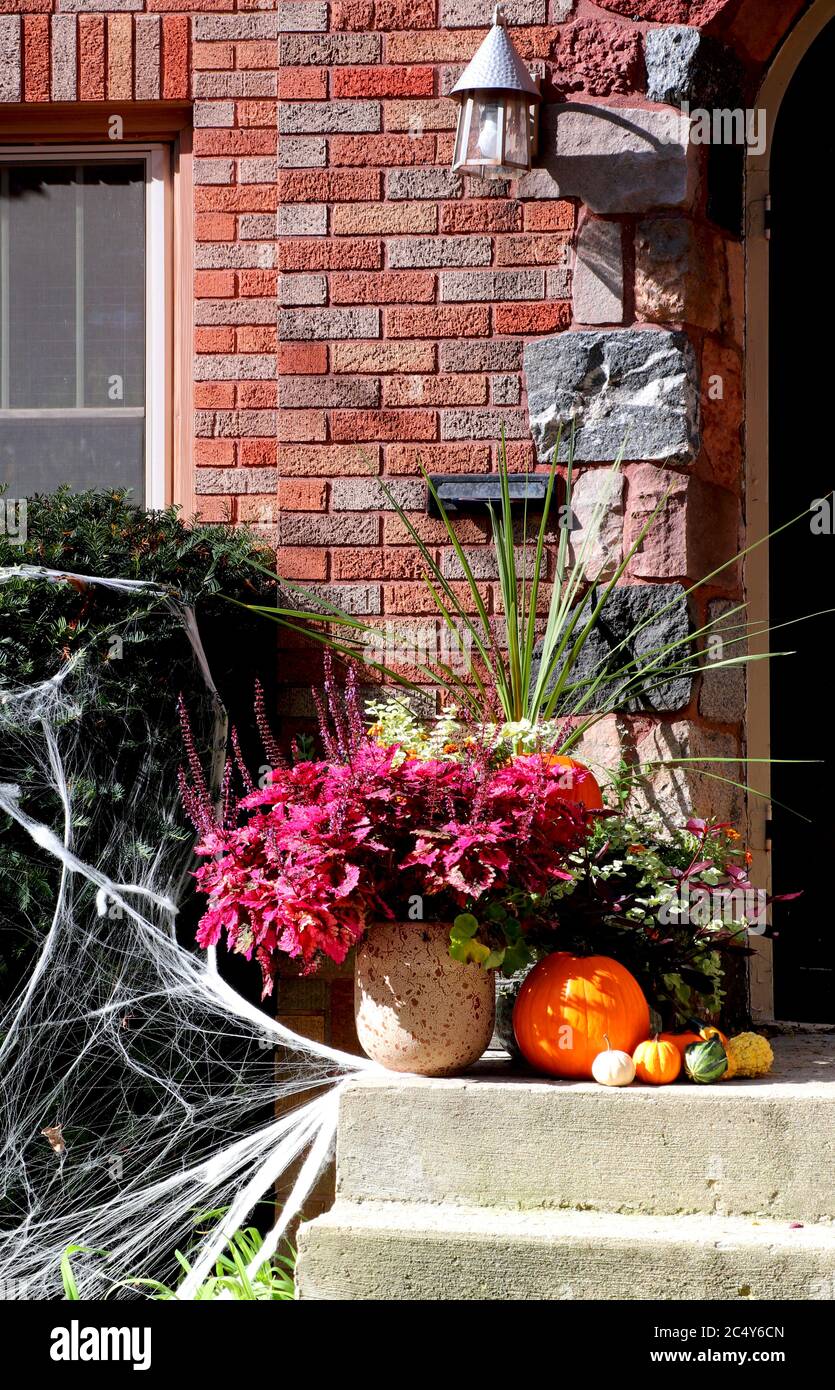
(0, 0), (810, 784)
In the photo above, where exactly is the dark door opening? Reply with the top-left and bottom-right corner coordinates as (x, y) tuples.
(769, 17), (835, 1021)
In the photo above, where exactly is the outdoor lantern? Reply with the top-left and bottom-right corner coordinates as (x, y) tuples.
(451, 4), (541, 179)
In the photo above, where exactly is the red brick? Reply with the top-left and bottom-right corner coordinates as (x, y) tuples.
(196, 497), (234, 523)
(332, 202), (437, 236)
(238, 497), (278, 525)
(385, 443), (492, 475)
(278, 480), (328, 512)
(278, 239), (381, 272)
(384, 512), (489, 545)
(375, 0), (436, 27)
(195, 270), (236, 298)
(23, 15), (49, 102)
(332, 66), (434, 99)
(195, 382), (235, 408)
(330, 271), (435, 305)
(328, 135), (436, 167)
(194, 130), (275, 156)
(331, 0), (374, 30)
(237, 326), (277, 353)
(195, 440), (235, 467)
(238, 41), (281, 70)
(238, 382), (276, 408)
(332, 341), (436, 374)
(523, 201), (576, 232)
(195, 212), (237, 241)
(195, 327), (235, 353)
(193, 42), (234, 71)
(277, 410), (327, 443)
(278, 169), (381, 203)
(240, 270), (277, 296)
(241, 440), (277, 467)
(385, 306), (491, 338)
(278, 65), (328, 100)
(496, 234), (570, 266)
(277, 444), (382, 476)
(161, 14), (189, 100)
(279, 343), (328, 375)
(276, 549), (329, 581)
(387, 31), (482, 62)
(237, 100), (277, 127)
(333, 548), (431, 580)
(493, 302), (572, 334)
(107, 13), (132, 101)
(196, 187), (278, 213)
(384, 582), (483, 616)
(78, 15), (105, 101)
(440, 201), (522, 234)
(330, 410), (436, 442)
(383, 374), (488, 407)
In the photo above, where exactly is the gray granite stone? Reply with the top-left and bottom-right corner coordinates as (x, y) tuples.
(524, 328), (700, 464)
(530, 582), (693, 714)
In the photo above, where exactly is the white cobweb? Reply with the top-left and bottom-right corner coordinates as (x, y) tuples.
(0, 566), (374, 1300)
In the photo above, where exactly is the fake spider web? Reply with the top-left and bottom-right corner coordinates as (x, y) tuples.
(0, 567), (373, 1300)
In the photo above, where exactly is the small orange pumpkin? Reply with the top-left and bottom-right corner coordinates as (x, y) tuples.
(541, 755), (604, 810)
(633, 1035), (682, 1086)
(513, 952), (650, 1078)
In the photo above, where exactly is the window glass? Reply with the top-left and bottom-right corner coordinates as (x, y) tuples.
(0, 159), (146, 500)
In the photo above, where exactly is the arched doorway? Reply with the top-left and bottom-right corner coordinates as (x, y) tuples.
(746, 1), (835, 1022)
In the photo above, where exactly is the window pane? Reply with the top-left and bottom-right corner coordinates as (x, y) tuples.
(82, 165), (145, 408)
(5, 164), (77, 408)
(0, 418), (144, 496)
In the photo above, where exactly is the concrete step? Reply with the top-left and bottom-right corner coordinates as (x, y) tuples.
(296, 1200), (835, 1301)
(334, 1036), (835, 1224)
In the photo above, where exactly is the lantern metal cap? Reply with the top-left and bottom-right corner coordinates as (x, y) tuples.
(451, 4), (541, 101)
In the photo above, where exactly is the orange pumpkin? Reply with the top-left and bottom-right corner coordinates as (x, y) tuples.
(542, 755), (604, 810)
(633, 1036), (682, 1086)
(659, 1031), (703, 1060)
(513, 952), (650, 1078)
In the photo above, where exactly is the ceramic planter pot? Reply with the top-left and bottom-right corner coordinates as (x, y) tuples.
(354, 921), (496, 1077)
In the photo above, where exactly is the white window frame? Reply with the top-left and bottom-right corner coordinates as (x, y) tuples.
(0, 144), (168, 508)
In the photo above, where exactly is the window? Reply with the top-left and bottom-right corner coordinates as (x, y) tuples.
(0, 147), (167, 507)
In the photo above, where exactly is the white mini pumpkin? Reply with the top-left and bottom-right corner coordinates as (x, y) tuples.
(591, 1035), (636, 1087)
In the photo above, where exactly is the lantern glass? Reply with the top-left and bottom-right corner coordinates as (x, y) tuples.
(453, 90), (533, 178)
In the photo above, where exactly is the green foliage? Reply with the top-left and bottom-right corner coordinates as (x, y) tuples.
(60, 1214), (296, 1301)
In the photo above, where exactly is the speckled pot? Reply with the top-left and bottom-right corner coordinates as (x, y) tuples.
(354, 921), (496, 1077)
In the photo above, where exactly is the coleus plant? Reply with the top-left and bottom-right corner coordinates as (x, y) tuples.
(179, 662), (593, 997)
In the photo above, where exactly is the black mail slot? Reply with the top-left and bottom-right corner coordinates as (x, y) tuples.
(426, 474), (550, 516)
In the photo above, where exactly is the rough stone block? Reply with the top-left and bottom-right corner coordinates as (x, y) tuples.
(699, 598), (746, 723)
(624, 463), (738, 583)
(635, 218), (726, 331)
(524, 328), (700, 464)
(519, 103), (697, 214)
(634, 720), (743, 828)
(531, 582), (693, 714)
(645, 25), (743, 109)
(566, 467), (624, 577)
(572, 218), (624, 325)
